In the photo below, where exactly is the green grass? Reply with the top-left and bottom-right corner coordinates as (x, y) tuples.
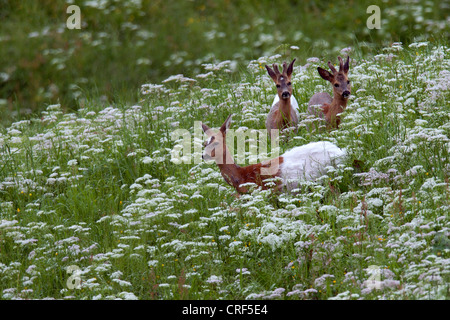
(0, 39), (449, 300)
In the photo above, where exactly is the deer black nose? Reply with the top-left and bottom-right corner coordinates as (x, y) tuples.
(282, 91), (290, 99)
(342, 91), (350, 98)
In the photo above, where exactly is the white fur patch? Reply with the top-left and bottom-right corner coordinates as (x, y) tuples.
(279, 141), (345, 191)
(272, 94), (300, 119)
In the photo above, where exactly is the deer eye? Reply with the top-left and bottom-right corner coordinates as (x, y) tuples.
(276, 84), (281, 88)
(287, 82), (292, 86)
(205, 136), (214, 146)
(334, 83), (339, 87)
(347, 80), (350, 84)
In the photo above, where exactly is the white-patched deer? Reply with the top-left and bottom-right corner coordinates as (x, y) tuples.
(265, 59), (299, 136)
(308, 56), (351, 130)
(201, 114), (345, 194)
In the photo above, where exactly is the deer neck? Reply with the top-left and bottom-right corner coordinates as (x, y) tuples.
(216, 144), (244, 190)
(278, 97), (292, 120)
(215, 143), (279, 193)
(331, 93), (348, 113)
(326, 94), (347, 124)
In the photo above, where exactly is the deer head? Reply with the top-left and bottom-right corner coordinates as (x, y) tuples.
(317, 56), (351, 100)
(265, 59), (296, 101)
(201, 114), (233, 164)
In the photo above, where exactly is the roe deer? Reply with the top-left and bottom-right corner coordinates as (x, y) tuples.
(265, 59), (299, 136)
(202, 114), (345, 194)
(308, 56), (351, 130)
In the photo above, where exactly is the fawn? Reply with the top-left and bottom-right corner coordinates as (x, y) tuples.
(308, 56), (351, 130)
(265, 59), (299, 136)
(202, 114), (345, 194)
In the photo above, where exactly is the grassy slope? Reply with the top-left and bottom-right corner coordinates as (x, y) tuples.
(0, 42), (449, 300)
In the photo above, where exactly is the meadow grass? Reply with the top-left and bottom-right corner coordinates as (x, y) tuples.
(0, 40), (449, 300)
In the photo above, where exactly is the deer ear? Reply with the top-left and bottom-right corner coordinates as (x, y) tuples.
(202, 123), (211, 133)
(317, 67), (334, 82)
(286, 58), (296, 77)
(343, 56), (350, 74)
(220, 114), (233, 133)
(265, 65), (277, 82)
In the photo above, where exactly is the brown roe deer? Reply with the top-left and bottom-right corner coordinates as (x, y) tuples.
(201, 114), (345, 194)
(308, 56), (351, 130)
(265, 59), (299, 136)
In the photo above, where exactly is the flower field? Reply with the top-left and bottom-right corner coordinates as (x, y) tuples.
(0, 39), (449, 299)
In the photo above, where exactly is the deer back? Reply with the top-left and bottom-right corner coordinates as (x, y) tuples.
(307, 92), (332, 118)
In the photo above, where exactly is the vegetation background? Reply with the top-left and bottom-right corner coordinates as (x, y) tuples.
(0, 0), (449, 301)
